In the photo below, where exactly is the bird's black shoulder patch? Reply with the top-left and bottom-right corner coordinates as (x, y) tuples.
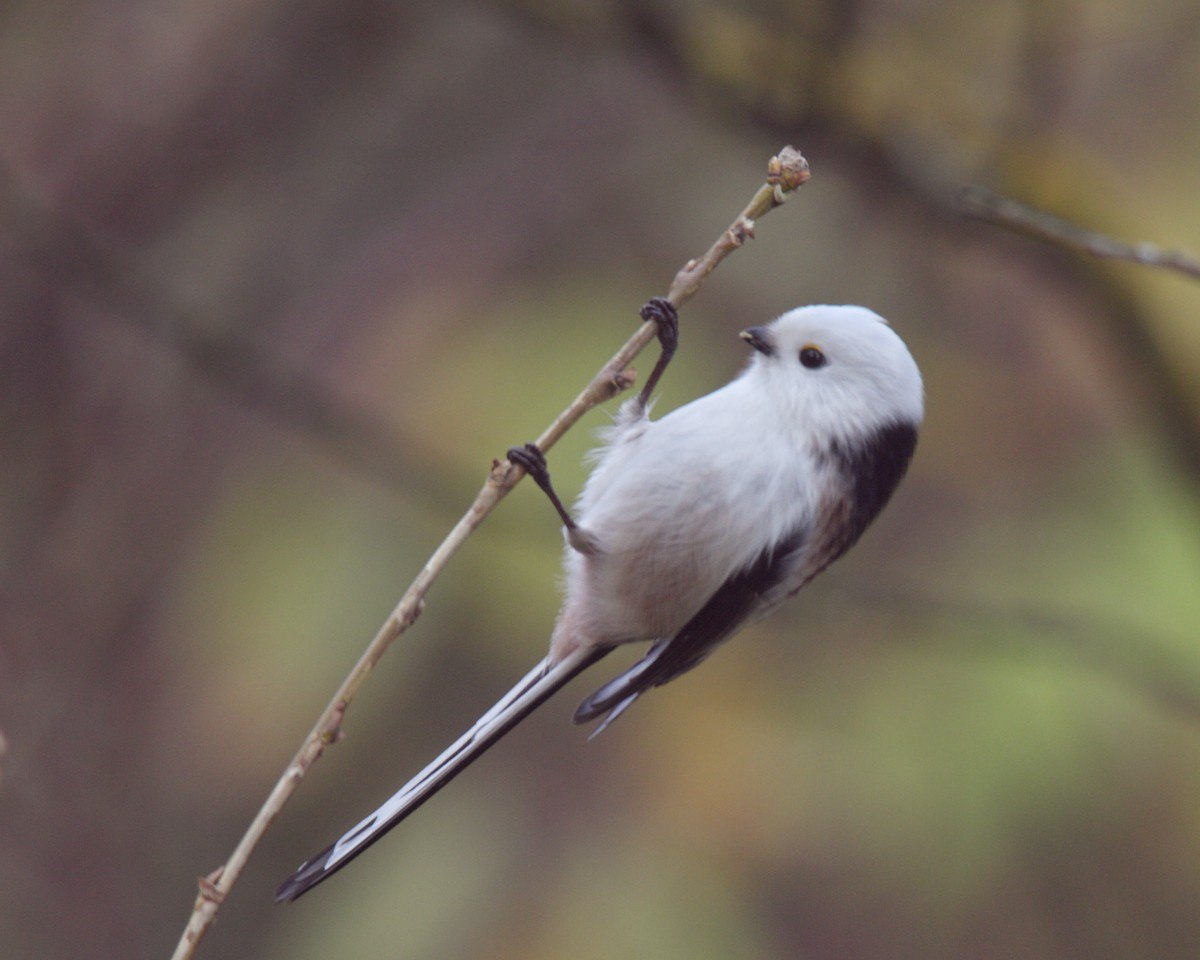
(822, 420), (918, 561)
(575, 421), (918, 731)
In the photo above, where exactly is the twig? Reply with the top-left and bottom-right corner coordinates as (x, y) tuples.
(168, 145), (810, 960)
(958, 185), (1200, 282)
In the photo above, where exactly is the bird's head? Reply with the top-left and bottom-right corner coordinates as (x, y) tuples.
(740, 304), (924, 440)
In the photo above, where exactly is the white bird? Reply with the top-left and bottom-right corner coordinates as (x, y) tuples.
(276, 300), (923, 902)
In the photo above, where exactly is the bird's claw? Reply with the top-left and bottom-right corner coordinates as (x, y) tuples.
(639, 297), (678, 354)
(507, 443), (552, 490)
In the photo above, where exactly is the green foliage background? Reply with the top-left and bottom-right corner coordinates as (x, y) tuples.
(3, 1), (1200, 958)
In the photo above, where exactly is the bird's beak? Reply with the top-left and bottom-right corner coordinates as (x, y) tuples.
(740, 327), (775, 357)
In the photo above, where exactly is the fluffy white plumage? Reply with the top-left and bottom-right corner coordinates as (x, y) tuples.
(276, 303), (923, 902)
(553, 304), (922, 662)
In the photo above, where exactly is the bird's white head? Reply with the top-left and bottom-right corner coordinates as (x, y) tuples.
(740, 304), (924, 442)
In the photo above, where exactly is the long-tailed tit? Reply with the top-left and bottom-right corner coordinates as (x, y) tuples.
(277, 299), (923, 902)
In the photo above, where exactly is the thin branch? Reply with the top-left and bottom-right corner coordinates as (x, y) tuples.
(958, 185), (1200, 282)
(169, 145), (810, 960)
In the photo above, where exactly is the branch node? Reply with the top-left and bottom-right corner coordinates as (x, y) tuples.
(197, 869), (226, 904)
(492, 457), (516, 486)
(319, 703), (347, 745)
(398, 597), (425, 630)
(766, 145), (811, 193)
(612, 367), (637, 392)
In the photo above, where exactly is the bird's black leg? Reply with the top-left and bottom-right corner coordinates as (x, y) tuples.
(635, 297), (679, 409)
(507, 442), (577, 530)
(507, 443), (602, 554)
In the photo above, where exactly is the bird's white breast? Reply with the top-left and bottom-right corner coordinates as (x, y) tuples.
(554, 378), (825, 652)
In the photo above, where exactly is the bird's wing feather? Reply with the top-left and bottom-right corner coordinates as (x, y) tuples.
(573, 524), (809, 726)
(574, 420), (920, 731)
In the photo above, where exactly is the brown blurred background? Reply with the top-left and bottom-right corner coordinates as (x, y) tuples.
(3, 1), (1200, 958)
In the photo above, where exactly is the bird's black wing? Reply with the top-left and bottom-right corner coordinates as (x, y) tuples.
(573, 525), (808, 730)
(573, 419), (920, 732)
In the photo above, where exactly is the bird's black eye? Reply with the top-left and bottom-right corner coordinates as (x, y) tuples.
(799, 345), (826, 369)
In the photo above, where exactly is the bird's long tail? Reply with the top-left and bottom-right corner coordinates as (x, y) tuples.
(275, 645), (610, 903)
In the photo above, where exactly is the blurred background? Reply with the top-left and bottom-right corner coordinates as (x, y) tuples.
(3, 1), (1200, 958)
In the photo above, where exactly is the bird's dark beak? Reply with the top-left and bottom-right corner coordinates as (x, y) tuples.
(740, 327), (775, 357)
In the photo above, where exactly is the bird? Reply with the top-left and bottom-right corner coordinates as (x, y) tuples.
(276, 299), (923, 902)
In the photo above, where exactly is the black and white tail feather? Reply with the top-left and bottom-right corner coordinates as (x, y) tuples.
(275, 647), (610, 901)
(277, 302), (923, 903)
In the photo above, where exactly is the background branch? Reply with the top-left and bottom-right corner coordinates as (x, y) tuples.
(0, 171), (476, 510)
(169, 145), (809, 960)
(10, 5), (1200, 957)
(955, 183), (1200, 482)
(958, 185), (1200, 282)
